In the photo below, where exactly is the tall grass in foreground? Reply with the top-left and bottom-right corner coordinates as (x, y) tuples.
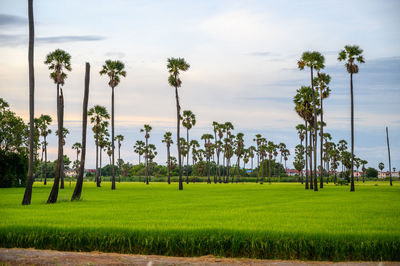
(1, 182), (399, 261)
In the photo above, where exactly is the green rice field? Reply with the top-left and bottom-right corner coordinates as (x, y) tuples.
(0, 182), (399, 261)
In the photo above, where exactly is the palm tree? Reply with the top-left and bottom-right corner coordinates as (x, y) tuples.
(267, 141), (275, 183)
(133, 140), (144, 164)
(71, 62), (90, 201)
(234, 133), (244, 183)
(258, 139), (267, 184)
(294, 144), (305, 183)
(72, 142), (81, 163)
(190, 139), (200, 183)
(378, 162), (385, 174)
(88, 105), (110, 187)
(162, 132), (173, 184)
(216, 123), (225, 183)
(179, 137), (188, 171)
(38, 114), (52, 185)
(55, 127), (69, 189)
(140, 124), (152, 185)
(298, 51), (325, 192)
(338, 45), (364, 191)
(386, 126), (392, 186)
(116, 134), (124, 183)
(22, 0), (35, 205)
(360, 160), (368, 183)
(167, 57), (190, 190)
(248, 145), (256, 173)
(314, 72), (331, 188)
(98, 129), (109, 185)
(253, 134), (262, 183)
(147, 144), (157, 177)
(278, 143), (286, 179)
(182, 110), (196, 184)
(338, 139), (348, 178)
(100, 60), (126, 190)
(202, 133), (214, 184)
(44, 48), (71, 203)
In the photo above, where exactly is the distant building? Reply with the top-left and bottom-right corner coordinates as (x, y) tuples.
(286, 169), (300, 176)
(378, 172), (387, 179)
(379, 171), (399, 178)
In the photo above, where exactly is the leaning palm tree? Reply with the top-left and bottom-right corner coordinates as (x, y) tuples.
(100, 60), (126, 190)
(140, 124), (152, 185)
(71, 63), (90, 201)
(88, 105), (110, 187)
(167, 57), (190, 190)
(116, 134), (124, 183)
(162, 132), (173, 184)
(182, 110), (196, 184)
(338, 45), (365, 192)
(314, 72), (331, 188)
(38, 114), (52, 185)
(44, 48), (71, 203)
(22, 0), (35, 205)
(298, 51), (325, 192)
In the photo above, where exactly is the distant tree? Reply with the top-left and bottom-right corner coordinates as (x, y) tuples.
(38, 115), (52, 185)
(201, 134), (214, 184)
(116, 134), (124, 182)
(162, 132), (173, 184)
(360, 160), (368, 183)
(140, 124), (152, 185)
(366, 167), (378, 178)
(182, 110), (196, 184)
(378, 162), (385, 173)
(234, 133), (244, 183)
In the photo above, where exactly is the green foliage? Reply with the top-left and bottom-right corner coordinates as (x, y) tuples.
(0, 183), (399, 261)
(366, 167), (378, 178)
(0, 150), (28, 187)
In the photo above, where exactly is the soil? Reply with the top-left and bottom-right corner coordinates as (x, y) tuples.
(0, 248), (398, 266)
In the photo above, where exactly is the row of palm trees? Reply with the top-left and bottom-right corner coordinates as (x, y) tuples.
(294, 47), (365, 192)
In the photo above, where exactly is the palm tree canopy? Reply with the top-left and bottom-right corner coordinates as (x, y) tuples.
(88, 105), (110, 123)
(162, 131), (173, 145)
(72, 142), (82, 150)
(338, 45), (365, 74)
(44, 49), (71, 85)
(378, 162), (385, 170)
(182, 110), (196, 129)
(100, 60), (126, 88)
(314, 72), (331, 99)
(167, 57), (190, 88)
(116, 134), (124, 142)
(298, 51), (325, 71)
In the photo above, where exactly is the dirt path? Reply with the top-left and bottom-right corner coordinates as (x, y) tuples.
(0, 248), (398, 266)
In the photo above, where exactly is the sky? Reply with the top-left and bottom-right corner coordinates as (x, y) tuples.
(0, 0), (399, 171)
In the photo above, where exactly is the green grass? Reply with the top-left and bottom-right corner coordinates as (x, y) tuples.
(0, 182), (399, 261)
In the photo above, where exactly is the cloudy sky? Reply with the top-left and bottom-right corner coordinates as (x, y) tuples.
(0, 0), (399, 171)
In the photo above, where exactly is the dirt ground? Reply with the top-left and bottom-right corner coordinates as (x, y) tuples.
(0, 248), (398, 266)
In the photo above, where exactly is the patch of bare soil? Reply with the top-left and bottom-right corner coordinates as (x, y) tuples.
(0, 248), (398, 266)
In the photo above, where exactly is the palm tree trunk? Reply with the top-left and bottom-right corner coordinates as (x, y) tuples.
(268, 158), (271, 183)
(320, 95), (324, 189)
(60, 93), (65, 190)
(217, 153), (221, 183)
(236, 157), (240, 183)
(207, 156), (211, 184)
(386, 127), (392, 186)
(72, 62), (89, 201)
(111, 86), (116, 190)
(186, 129), (189, 184)
(309, 129), (313, 190)
(175, 86), (183, 190)
(99, 148), (102, 184)
(310, 67), (318, 192)
(305, 121), (308, 189)
(145, 137), (149, 185)
(47, 87), (63, 204)
(22, 0), (35, 205)
(118, 141), (121, 183)
(167, 145), (171, 184)
(350, 72), (355, 192)
(44, 136), (47, 185)
(256, 152), (259, 183)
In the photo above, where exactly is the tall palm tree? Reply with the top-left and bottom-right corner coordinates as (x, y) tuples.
(116, 134), (124, 183)
(134, 140), (145, 164)
(44, 48), (71, 203)
(314, 72), (331, 188)
(234, 133), (244, 183)
(182, 110), (196, 184)
(294, 144), (305, 183)
(72, 142), (81, 163)
(190, 140), (200, 183)
(338, 45), (364, 192)
(140, 124), (152, 185)
(100, 60), (126, 190)
(338, 139), (348, 178)
(278, 143), (286, 179)
(98, 128), (109, 184)
(212, 121), (219, 183)
(38, 114), (52, 185)
(253, 134), (262, 183)
(216, 123), (225, 183)
(71, 63), (90, 201)
(55, 127), (69, 189)
(248, 145), (256, 172)
(162, 132), (173, 184)
(88, 105), (110, 187)
(298, 51), (325, 192)
(267, 141), (275, 183)
(386, 126), (392, 186)
(167, 57), (190, 190)
(354, 157), (361, 181)
(22, 0), (35, 205)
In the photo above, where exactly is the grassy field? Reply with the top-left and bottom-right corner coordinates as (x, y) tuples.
(0, 182), (399, 261)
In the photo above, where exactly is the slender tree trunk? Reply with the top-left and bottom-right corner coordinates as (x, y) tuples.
(217, 153), (221, 183)
(44, 136), (47, 185)
(320, 95), (324, 189)
(60, 94), (65, 189)
(118, 141), (121, 183)
(72, 62), (90, 201)
(207, 155), (211, 184)
(111, 86), (116, 190)
(309, 129), (313, 190)
(305, 121), (308, 189)
(175, 86), (183, 190)
(310, 67), (318, 191)
(186, 129), (189, 184)
(145, 137), (149, 185)
(47, 87), (63, 203)
(40, 147), (43, 181)
(268, 158), (271, 183)
(96, 132), (100, 187)
(167, 145), (171, 184)
(350, 73), (355, 192)
(261, 157), (264, 183)
(22, 0), (35, 205)
(256, 152), (259, 183)
(386, 127), (392, 186)
(99, 148), (102, 184)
